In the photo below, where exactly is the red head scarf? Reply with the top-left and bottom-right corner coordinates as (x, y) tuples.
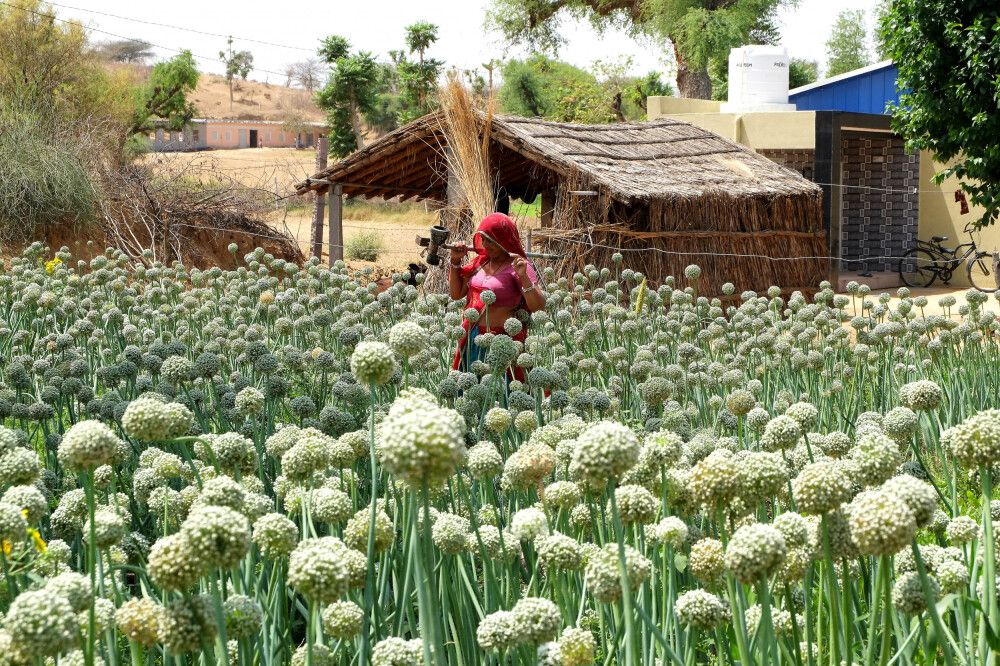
(459, 213), (526, 280)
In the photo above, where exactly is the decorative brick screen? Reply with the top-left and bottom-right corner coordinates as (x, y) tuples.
(839, 135), (919, 272)
(757, 149), (815, 181)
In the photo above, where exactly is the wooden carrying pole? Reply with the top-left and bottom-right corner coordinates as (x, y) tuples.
(310, 136), (328, 260)
(328, 183), (343, 265)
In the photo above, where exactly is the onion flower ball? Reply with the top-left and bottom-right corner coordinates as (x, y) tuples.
(724, 523), (787, 584)
(378, 388), (467, 490)
(570, 421), (641, 490)
(675, 589), (730, 629)
(57, 420), (120, 471)
(350, 341), (397, 386)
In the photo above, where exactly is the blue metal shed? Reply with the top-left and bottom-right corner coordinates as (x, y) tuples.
(789, 61), (901, 115)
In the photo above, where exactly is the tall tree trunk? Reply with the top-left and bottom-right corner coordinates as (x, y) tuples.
(612, 92), (626, 122)
(349, 96), (365, 151)
(674, 48), (713, 100)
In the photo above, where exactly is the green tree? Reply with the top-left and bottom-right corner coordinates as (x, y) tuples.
(131, 51), (199, 136)
(499, 55), (608, 121)
(316, 35), (383, 157)
(500, 55), (666, 123)
(872, 0), (891, 60)
(880, 0), (1000, 229)
(0, 0), (136, 142)
(789, 57), (819, 88)
(486, 0), (791, 100)
(397, 21), (443, 122)
(96, 38), (154, 63)
(0, 0), (134, 236)
(620, 70), (674, 117)
(825, 9), (869, 77)
(219, 36), (253, 110)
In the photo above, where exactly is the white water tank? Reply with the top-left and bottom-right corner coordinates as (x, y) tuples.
(721, 45), (796, 113)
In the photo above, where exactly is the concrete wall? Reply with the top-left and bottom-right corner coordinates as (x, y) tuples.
(202, 121), (321, 149)
(647, 99), (816, 150)
(648, 97), (1000, 286)
(149, 121), (325, 151)
(919, 153), (1000, 286)
(647, 97), (721, 116)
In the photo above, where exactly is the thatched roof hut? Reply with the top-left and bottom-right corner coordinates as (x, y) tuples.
(295, 112), (827, 294)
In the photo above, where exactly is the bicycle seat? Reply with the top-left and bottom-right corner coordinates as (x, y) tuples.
(931, 235), (948, 242)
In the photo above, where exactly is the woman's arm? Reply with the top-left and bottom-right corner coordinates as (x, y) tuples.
(448, 244), (470, 301)
(512, 257), (546, 312)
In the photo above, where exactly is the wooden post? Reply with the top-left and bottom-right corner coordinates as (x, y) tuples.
(310, 136), (328, 260)
(328, 183), (343, 265)
(540, 189), (555, 228)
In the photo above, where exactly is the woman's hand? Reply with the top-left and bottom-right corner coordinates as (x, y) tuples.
(512, 256), (530, 283)
(449, 243), (471, 264)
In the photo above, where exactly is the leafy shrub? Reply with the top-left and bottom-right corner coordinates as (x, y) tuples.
(345, 230), (384, 262)
(0, 105), (96, 242)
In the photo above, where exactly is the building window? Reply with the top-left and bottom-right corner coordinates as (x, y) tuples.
(266, 131), (272, 142)
(225, 131), (231, 141)
(212, 131), (219, 141)
(278, 132), (285, 142)
(192, 130), (199, 143)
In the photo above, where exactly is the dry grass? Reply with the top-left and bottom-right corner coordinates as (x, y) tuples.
(438, 77), (496, 219)
(190, 73), (325, 122)
(146, 148), (441, 270)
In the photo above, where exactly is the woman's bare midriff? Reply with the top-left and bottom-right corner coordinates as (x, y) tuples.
(477, 305), (518, 331)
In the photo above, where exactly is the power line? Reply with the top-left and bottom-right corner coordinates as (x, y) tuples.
(0, 1), (291, 79)
(45, 1), (316, 53)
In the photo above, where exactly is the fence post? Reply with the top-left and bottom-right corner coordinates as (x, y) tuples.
(328, 183), (343, 265)
(310, 136), (328, 260)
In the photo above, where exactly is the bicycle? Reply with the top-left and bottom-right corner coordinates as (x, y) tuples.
(898, 222), (999, 292)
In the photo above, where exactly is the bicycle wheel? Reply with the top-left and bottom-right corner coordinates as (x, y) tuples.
(967, 252), (999, 293)
(898, 248), (939, 288)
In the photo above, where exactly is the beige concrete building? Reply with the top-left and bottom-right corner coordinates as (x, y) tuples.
(149, 118), (327, 152)
(648, 90), (998, 289)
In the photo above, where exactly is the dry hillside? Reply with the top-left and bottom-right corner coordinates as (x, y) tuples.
(109, 63), (324, 122)
(190, 73), (325, 122)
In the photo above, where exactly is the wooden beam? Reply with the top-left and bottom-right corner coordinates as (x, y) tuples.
(308, 179), (430, 194)
(328, 183), (343, 265)
(336, 140), (443, 188)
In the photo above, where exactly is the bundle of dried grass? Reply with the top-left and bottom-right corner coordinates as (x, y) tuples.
(421, 78), (498, 293)
(437, 75), (496, 220)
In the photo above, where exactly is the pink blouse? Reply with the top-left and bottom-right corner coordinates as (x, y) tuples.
(469, 263), (539, 309)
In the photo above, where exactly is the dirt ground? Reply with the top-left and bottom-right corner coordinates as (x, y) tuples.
(145, 147), (318, 194)
(276, 209), (434, 273)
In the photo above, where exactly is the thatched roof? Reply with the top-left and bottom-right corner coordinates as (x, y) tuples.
(294, 112), (820, 205)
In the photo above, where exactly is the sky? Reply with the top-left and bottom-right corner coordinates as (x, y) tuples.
(52, 0), (883, 84)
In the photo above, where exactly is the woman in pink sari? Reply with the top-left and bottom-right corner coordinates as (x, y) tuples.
(448, 213), (546, 381)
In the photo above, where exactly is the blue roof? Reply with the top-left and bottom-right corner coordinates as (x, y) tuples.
(789, 61), (901, 115)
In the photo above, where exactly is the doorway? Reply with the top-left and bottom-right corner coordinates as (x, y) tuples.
(249, 129), (259, 148)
